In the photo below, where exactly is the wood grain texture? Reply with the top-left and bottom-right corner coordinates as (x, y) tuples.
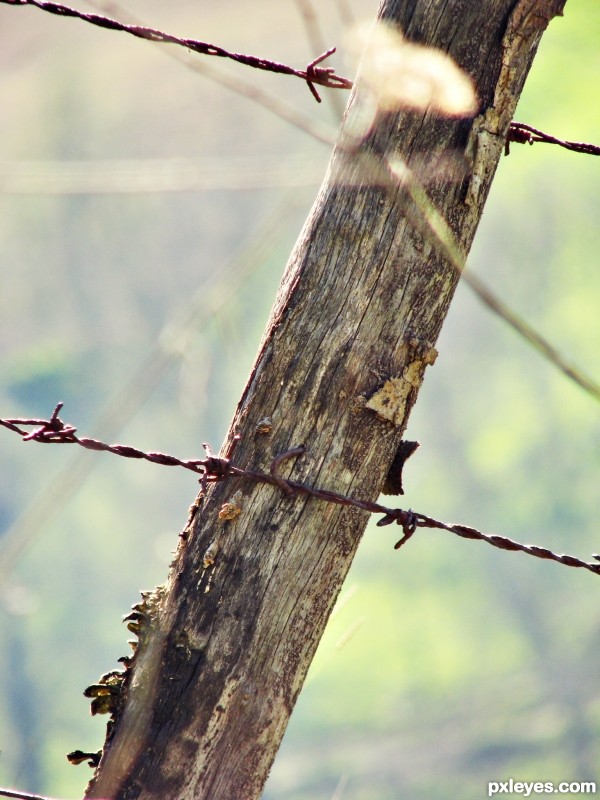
(86, 1), (566, 798)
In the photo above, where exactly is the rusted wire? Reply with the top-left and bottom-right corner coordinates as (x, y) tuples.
(393, 514), (600, 577)
(292, 0), (345, 118)
(0, 788), (62, 800)
(5, 0), (600, 143)
(507, 122), (600, 156)
(0, 402), (222, 477)
(2, 404), (600, 578)
(0, 0), (352, 102)
(3, 3), (599, 409)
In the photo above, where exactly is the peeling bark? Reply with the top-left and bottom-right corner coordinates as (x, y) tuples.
(86, 1), (567, 798)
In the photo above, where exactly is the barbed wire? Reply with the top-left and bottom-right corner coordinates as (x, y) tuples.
(4, 0), (600, 155)
(0, 10), (598, 799)
(506, 122), (600, 156)
(6, 1), (599, 151)
(0, 788), (61, 800)
(0, 0), (352, 102)
(4, 0), (598, 408)
(0, 193), (306, 582)
(2, 403), (600, 578)
(84, 0), (338, 146)
(292, 0), (345, 120)
(2, 3), (599, 573)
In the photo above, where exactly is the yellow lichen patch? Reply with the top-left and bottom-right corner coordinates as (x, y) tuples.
(218, 503), (242, 521)
(408, 338), (438, 365)
(366, 344), (438, 426)
(365, 377), (411, 426)
(203, 539), (219, 569)
(218, 491), (243, 521)
(255, 417), (272, 434)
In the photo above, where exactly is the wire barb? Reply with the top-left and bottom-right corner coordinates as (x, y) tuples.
(2, 405), (599, 578)
(269, 445), (306, 494)
(506, 122), (600, 157)
(304, 47), (352, 102)
(0, 0), (353, 102)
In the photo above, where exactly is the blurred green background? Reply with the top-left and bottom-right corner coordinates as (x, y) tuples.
(0, 1), (599, 798)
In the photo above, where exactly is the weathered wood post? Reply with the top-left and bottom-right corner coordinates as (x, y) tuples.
(86, 1), (566, 797)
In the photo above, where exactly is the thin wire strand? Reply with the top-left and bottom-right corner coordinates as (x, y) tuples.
(0, 790), (63, 800)
(2, 411), (600, 578)
(74, 0), (600, 404)
(292, 0), (346, 120)
(1, 2), (598, 589)
(0, 0), (353, 100)
(0, 155), (325, 194)
(84, 0), (339, 145)
(461, 269), (600, 402)
(0, 193), (307, 581)
(398, 168), (600, 403)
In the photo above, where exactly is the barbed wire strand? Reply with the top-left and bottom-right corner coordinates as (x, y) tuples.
(506, 121), (600, 156)
(72, 0), (600, 405)
(0, 11), (597, 799)
(1, 3), (598, 585)
(0, 193), (307, 582)
(2, 405), (600, 578)
(0, 0), (353, 102)
(13, 2), (599, 159)
(7, 1), (599, 406)
(292, 0), (346, 120)
(84, 0), (338, 145)
(0, 789), (62, 800)
(5, 0), (599, 158)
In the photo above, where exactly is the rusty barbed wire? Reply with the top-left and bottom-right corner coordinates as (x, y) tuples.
(2, 403), (600, 578)
(0, 402), (216, 476)
(0, 196), (305, 583)
(5, 0), (600, 152)
(0, 788), (61, 800)
(4, 2), (599, 409)
(0, 0), (352, 102)
(84, 0), (337, 145)
(507, 122), (600, 156)
(292, 0), (345, 119)
(5, 0), (600, 149)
